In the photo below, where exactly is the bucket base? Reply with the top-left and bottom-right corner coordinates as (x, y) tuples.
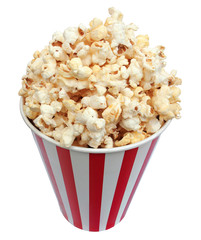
(61, 210), (126, 232)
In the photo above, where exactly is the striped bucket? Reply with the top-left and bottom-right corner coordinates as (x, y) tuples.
(20, 99), (170, 231)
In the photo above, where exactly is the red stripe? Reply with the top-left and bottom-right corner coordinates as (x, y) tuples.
(34, 134), (68, 220)
(89, 153), (105, 231)
(120, 137), (159, 221)
(56, 146), (82, 229)
(106, 148), (138, 230)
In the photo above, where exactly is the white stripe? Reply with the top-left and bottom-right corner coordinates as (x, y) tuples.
(42, 139), (73, 224)
(32, 133), (68, 217)
(115, 141), (152, 224)
(70, 150), (89, 231)
(32, 132), (47, 169)
(32, 133), (55, 191)
(99, 151), (125, 231)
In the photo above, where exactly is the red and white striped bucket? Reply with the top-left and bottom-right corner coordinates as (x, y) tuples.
(20, 99), (170, 231)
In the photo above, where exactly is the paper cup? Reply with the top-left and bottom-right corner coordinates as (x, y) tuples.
(20, 98), (171, 231)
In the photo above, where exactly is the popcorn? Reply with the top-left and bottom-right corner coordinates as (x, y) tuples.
(52, 31), (65, 43)
(77, 44), (92, 66)
(40, 104), (56, 115)
(102, 101), (122, 124)
(105, 7), (123, 26)
(33, 115), (53, 133)
(136, 35), (149, 48)
(79, 128), (90, 146)
(68, 58), (92, 79)
(19, 7), (182, 148)
(138, 96), (153, 120)
(33, 89), (51, 104)
(63, 99), (82, 113)
(146, 117), (161, 133)
(41, 55), (57, 80)
(90, 24), (107, 41)
(94, 84), (107, 95)
(49, 45), (68, 61)
(51, 101), (63, 112)
(152, 85), (181, 120)
(52, 124), (65, 141)
(60, 124), (84, 147)
(63, 27), (79, 45)
(81, 95), (107, 109)
(57, 75), (89, 93)
(30, 58), (43, 75)
(115, 131), (147, 147)
(23, 105), (38, 119)
(121, 88), (133, 98)
(120, 117), (140, 131)
(76, 107), (106, 148)
(59, 88), (69, 99)
(122, 99), (139, 119)
(49, 31), (67, 62)
(128, 59), (143, 88)
(103, 136), (113, 148)
(86, 118), (105, 132)
(78, 24), (87, 36)
(76, 107), (98, 124)
(91, 41), (115, 66)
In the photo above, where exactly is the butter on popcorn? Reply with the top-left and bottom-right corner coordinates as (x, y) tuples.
(19, 7), (182, 148)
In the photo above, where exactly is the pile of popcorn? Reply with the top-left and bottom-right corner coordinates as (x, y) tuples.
(19, 8), (182, 148)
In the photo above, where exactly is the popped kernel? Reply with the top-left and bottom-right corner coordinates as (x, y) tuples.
(90, 25), (107, 41)
(120, 117), (141, 131)
(115, 131), (147, 147)
(81, 95), (107, 109)
(136, 35), (149, 48)
(103, 136), (113, 148)
(146, 117), (161, 133)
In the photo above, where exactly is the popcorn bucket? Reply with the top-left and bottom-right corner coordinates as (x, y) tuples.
(20, 98), (170, 231)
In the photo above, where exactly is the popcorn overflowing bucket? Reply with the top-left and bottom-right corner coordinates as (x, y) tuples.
(20, 98), (170, 231)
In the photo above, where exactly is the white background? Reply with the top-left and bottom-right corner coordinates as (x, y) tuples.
(0, 0), (200, 239)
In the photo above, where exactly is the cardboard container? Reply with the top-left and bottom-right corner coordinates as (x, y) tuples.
(20, 98), (170, 231)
